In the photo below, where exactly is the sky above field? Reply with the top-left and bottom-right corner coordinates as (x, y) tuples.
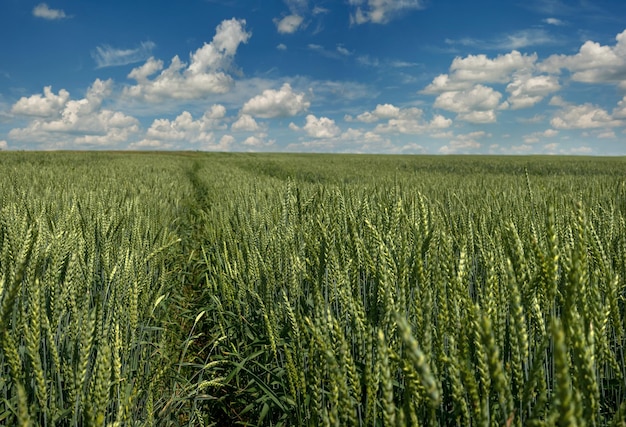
(1, 0), (626, 154)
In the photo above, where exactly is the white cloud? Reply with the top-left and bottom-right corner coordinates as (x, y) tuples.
(12, 86), (70, 117)
(377, 110), (452, 134)
(128, 131), (235, 151)
(422, 74), (472, 94)
(218, 134), (235, 147)
(350, 104), (451, 134)
(453, 51), (535, 86)
(286, 126), (389, 152)
(33, 3), (68, 20)
(128, 139), (174, 150)
(242, 134), (275, 148)
(0, 140), (7, 150)
(337, 45), (352, 56)
(523, 129), (559, 144)
(540, 30), (626, 87)
(551, 102), (624, 129)
(127, 57), (163, 82)
(433, 84), (503, 123)
(138, 107), (227, 147)
(232, 114), (261, 131)
(124, 18), (250, 102)
(300, 114), (341, 138)
(277, 43), (287, 51)
(275, 15), (304, 34)
(613, 96), (626, 118)
(355, 103), (400, 122)
(597, 130), (616, 139)
(241, 83), (310, 118)
(548, 95), (568, 107)
(439, 131), (488, 154)
(349, 0), (425, 24)
(92, 41), (156, 68)
(205, 104), (227, 119)
(543, 17), (565, 26)
(421, 50), (536, 115)
(9, 79), (140, 148)
(506, 73), (560, 109)
(459, 111), (498, 123)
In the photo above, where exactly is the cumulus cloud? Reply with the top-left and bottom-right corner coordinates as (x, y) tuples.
(242, 134), (275, 148)
(433, 84), (504, 123)
(349, 0), (425, 24)
(241, 83), (310, 118)
(0, 140), (7, 150)
(124, 18), (250, 102)
(506, 73), (560, 109)
(135, 106), (227, 148)
(275, 15), (304, 34)
(286, 125), (390, 153)
(218, 135), (236, 148)
(92, 41), (156, 68)
(127, 139), (174, 150)
(355, 103), (400, 122)
(540, 30), (626, 87)
(12, 86), (70, 117)
(299, 114), (341, 138)
(231, 114), (261, 131)
(9, 79), (140, 147)
(613, 96), (626, 118)
(452, 50), (536, 82)
(551, 102), (623, 129)
(205, 104), (227, 119)
(548, 95), (568, 107)
(423, 51), (537, 93)
(349, 104), (452, 134)
(141, 132), (234, 152)
(421, 51), (544, 121)
(33, 3), (68, 20)
(523, 129), (559, 144)
(439, 131), (489, 154)
(378, 110), (451, 134)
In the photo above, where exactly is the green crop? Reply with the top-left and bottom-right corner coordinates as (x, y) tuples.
(1, 152), (626, 426)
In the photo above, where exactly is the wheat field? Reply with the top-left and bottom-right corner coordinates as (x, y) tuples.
(1, 152), (625, 426)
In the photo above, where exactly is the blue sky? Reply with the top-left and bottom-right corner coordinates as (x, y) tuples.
(1, 0), (626, 154)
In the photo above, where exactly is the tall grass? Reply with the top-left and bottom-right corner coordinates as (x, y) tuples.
(0, 153), (187, 425)
(1, 152), (626, 426)
(183, 154), (626, 426)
